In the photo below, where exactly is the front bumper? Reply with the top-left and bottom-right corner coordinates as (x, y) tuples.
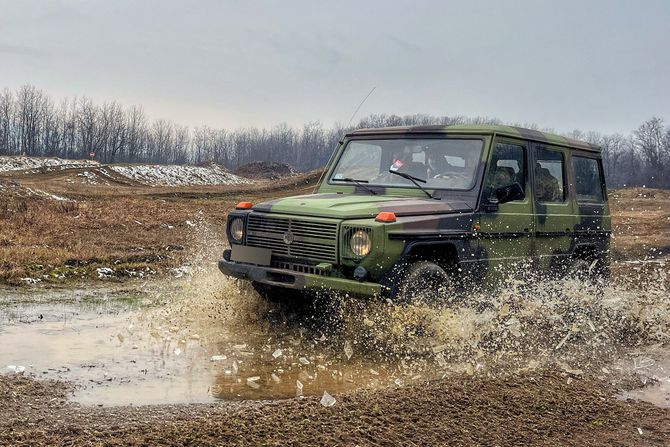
(218, 251), (381, 298)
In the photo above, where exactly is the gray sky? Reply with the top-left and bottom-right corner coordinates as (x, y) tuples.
(1, 0), (668, 134)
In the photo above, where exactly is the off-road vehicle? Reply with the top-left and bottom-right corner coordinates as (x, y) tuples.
(219, 125), (611, 304)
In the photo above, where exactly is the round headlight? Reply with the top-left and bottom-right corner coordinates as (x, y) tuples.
(230, 217), (245, 242)
(350, 230), (371, 257)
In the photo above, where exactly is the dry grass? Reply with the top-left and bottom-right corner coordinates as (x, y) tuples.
(0, 171), (318, 284)
(0, 168), (667, 285)
(610, 188), (670, 258)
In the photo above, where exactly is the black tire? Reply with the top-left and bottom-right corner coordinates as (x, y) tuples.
(398, 261), (456, 307)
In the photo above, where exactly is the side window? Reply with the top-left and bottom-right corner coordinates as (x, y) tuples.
(572, 156), (604, 203)
(483, 142), (525, 201)
(534, 148), (565, 203)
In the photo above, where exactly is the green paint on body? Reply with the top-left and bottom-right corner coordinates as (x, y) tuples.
(219, 125), (611, 299)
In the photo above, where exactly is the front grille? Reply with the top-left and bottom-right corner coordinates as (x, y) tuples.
(246, 214), (338, 262)
(271, 260), (329, 276)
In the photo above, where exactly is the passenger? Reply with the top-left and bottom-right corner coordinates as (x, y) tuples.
(389, 144), (427, 180)
(535, 162), (561, 201)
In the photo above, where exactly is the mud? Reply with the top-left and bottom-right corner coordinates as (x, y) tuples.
(2, 371), (669, 446)
(2, 261), (670, 444)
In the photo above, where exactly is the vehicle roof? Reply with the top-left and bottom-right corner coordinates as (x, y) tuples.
(346, 124), (601, 152)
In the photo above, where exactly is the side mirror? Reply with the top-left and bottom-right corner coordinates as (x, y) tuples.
(495, 182), (525, 204)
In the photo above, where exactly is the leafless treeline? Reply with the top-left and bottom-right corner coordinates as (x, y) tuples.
(1, 85), (668, 187)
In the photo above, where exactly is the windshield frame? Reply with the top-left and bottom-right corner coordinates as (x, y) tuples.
(327, 135), (487, 193)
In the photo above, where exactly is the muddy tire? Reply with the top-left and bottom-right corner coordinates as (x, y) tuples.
(398, 261), (456, 307)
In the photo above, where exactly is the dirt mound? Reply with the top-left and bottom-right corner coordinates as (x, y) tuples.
(107, 164), (249, 187)
(235, 161), (297, 180)
(0, 155), (98, 173)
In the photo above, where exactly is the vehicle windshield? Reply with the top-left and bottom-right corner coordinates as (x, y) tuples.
(330, 138), (484, 190)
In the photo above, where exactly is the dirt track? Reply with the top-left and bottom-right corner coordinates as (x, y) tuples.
(3, 371), (669, 446)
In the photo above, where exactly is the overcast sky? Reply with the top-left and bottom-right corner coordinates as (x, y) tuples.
(1, 0), (668, 134)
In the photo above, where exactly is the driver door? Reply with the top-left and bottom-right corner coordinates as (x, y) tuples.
(478, 139), (534, 285)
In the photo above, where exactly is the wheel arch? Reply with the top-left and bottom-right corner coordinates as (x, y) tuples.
(380, 240), (462, 298)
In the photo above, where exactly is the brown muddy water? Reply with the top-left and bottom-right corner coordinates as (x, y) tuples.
(1, 260), (669, 408)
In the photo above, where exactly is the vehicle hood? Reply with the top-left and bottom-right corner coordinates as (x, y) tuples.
(251, 193), (472, 219)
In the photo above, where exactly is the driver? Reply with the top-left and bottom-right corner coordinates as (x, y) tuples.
(426, 151), (455, 178)
(428, 150), (480, 189)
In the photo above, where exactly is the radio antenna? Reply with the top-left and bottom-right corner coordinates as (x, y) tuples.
(313, 87), (377, 193)
(347, 86), (376, 127)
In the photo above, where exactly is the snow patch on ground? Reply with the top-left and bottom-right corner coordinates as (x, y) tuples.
(0, 156), (98, 172)
(0, 156), (251, 187)
(109, 164), (250, 187)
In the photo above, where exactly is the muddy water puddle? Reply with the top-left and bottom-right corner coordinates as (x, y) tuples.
(616, 346), (670, 408)
(2, 263), (670, 408)
(0, 286), (427, 406)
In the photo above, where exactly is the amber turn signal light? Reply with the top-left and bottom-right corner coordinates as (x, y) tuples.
(375, 211), (397, 223)
(236, 201), (253, 210)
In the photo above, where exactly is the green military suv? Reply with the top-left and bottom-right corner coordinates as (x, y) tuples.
(219, 125), (610, 304)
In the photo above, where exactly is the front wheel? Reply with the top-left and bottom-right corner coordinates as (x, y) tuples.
(398, 261), (457, 307)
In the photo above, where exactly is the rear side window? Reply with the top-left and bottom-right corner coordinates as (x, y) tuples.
(534, 148), (565, 203)
(572, 156), (604, 203)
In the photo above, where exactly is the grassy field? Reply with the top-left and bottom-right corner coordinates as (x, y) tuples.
(1, 165), (668, 285)
(0, 168), (319, 284)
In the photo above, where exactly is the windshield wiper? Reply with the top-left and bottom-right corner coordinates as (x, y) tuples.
(388, 169), (434, 199)
(336, 178), (377, 195)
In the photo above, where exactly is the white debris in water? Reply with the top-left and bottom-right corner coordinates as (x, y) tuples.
(210, 355), (226, 361)
(185, 220), (196, 227)
(6, 365), (26, 373)
(296, 380), (304, 397)
(634, 358), (655, 369)
(320, 391), (336, 407)
(432, 344), (448, 354)
(246, 376), (261, 389)
(232, 360), (239, 375)
(637, 427), (643, 435)
(555, 332), (570, 350)
(343, 341), (354, 360)
(299, 357), (310, 365)
(271, 373), (281, 383)
(173, 348), (182, 356)
(233, 344), (247, 350)
(272, 349), (283, 359)
(369, 368), (380, 376)
(96, 267), (114, 278)
(435, 353), (448, 368)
